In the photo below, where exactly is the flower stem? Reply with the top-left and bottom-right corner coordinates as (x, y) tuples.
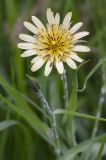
(61, 69), (68, 109)
(39, 91), (62, 159)
(51, 114), (62, 160)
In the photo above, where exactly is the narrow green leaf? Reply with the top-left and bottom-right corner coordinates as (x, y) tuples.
(0, 74), (31, 113)
(63, 134), (106, 160)
(78, 58), (106, 92)
(0, 74), (46, 116)
(67, 72), (78, 111)
(77, 60), (90, 70)
(0, 95), (53, 145)
(0, 74), (53, 144)
(96, 143), (104, 160)
(66, 72), (78, 144)
(0, 73), (45, 117)
(0, 120), (17, 132)
(54, 109), (106, 122)
(0, 113), (10, 160)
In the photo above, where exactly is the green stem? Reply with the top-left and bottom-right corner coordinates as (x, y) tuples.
(61, 69), (68, 109)
(30, 79), (62, 159)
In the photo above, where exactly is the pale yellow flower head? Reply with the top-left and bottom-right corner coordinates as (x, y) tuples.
(17, 8), (90, 76)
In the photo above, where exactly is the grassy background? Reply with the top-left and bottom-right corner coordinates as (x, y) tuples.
(0, 0), (106, 159)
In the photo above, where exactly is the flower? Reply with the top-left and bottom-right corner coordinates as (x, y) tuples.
(17, 8), (90, 76)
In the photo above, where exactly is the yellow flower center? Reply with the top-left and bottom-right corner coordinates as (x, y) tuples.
(35, 24), (74, 62)
(51, 40), (56, 45)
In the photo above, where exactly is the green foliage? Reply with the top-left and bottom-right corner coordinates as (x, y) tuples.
(0, 95), (52, 144)
(0, 75), (52, 144)
(66, 71), (78, 144)
(96, 143), (104, 160)
(0, 120), (18, 132)
(0, 0), (106, 160)
(54, 109), (106, 122)
(63, 134), (106, 160)
(78, 57), (106, 92)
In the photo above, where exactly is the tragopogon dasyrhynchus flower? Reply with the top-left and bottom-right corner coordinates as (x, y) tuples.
(17, 8), (90, 76)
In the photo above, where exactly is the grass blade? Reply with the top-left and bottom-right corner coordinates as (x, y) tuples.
(0, 120), (18, 132)
(54, 109), (106, 122)
(96, 143), (104, 160)
(0, 95), (52, 145)
(0, 74), (31, 112)
(66, 72), (78, 145)
(63, 134), (106, 160)
(67, 72), (78, 111)
(78, 57), (106, 92)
